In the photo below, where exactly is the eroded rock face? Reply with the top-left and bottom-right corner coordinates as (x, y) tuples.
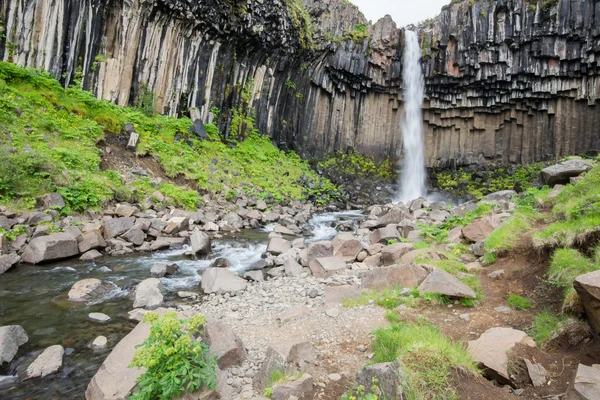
(21, 233), (79, 264)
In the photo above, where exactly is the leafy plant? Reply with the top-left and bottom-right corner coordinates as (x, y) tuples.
(506, 294), (532, 310)
(128, 312), (217, 400)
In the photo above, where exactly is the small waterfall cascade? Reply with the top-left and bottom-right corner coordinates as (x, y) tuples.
(398, 30), (426, 202)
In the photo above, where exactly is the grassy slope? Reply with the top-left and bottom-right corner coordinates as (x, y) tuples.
(0, 62), (338, 212)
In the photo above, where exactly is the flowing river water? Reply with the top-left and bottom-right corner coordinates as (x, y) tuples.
(0, 211), (366, 399)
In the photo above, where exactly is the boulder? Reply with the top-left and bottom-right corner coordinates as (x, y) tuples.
(273, 225), (297, 236)
(267, 237), (292, 256)
(115, 205), (138, 218)
(164, 217), (189, 235)
(92, 336), (108, 350)
(190, 228), (211, 256)
(0, 253), (20, 275)
(399, 248), (441, 264)
(255, 341), (316, 391)
(211, 258), (231, 268)
(79, 231), (107, 253)
(369, 225), (401, 245)
(203, 322), (247, 369)
(80, 250), (103, 261)
(22, 232), (79, 264)
(68, 279), (117, 302)
(243, 270), (264, 282)
(21, 345), (64, 381)
(381, 243), (415, 266)
(304, 241), (333, 265)
(361, 264), (429, 289)
(104, 217), (135, 240)
(353, 361), (404, 399)
(566, 364), (600, 400)
(85, 319), (151, 399)
(485, 190), (517, 202)
(120, 226), (145, 246)
(150, 263), (179, 277)
(201, 268), (248, 294)
(284, 259), (303, 277)
(541, 160), (593, 186)
(418, 269), (476, 299)
(332, 233), (363, 262)
(277, 306), (310, 324)
(89, 313), (111, 323)
(272, 374), (314, 400)
(308, 257), (347, 278)
(26, 211), (52, 225)
(0, 325), (28, 364)
(375, 208), (409, 228)
(524, 358), (548, 388)
(42, 193), (66, 209)
(133, 278), (164, 309)
(462, 219), (494, 243)
(447, 227), (463, 244)
(467, 327), (536, 383)
(574, 270), (600, 335)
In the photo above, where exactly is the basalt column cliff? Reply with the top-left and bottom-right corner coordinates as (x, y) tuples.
(1, 0), (599, 167)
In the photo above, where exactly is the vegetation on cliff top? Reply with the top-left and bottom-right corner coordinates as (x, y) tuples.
(0, 62), (339, 212)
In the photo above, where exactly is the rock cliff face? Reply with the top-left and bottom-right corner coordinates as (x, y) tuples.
(1, 0), (599, 167)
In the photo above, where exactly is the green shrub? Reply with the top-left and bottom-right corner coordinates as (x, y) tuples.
(129, 312), (217, 400)
(529, 311), (569, 347)
(506, 294), (532, 310)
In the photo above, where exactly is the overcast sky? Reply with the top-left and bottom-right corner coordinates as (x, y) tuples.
(350, 0), (450, 27)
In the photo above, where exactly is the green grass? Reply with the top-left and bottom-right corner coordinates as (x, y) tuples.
(547, 248), (599, 311)
(506, 294), (532, 310)
(484, 213), (531, 253)
(343, 287), (421, 309)
(529, 311), (569, 347)
(0, 62), (339, 212)
(414, 255), (483, 301)
(372, 322), (480, 400)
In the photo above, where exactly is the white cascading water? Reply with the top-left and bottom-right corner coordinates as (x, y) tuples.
(398, 30), (426, 202)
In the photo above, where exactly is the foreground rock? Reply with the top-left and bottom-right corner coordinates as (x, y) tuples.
(468, 327), (536, 383)
(360, 264), (429, 290)
(21, 232), (79, 264)
(308, 257), (346, 278)
(0, 253), (20, 275)
(271, 374), (314, 400)
(150, 263), (179, 277)
(201, 269), (248, 294)
(352, 361), (404, 399)
(380, 243), (415, 266)
(0, 325), (28, 364)
(566, 364), (600, 400)
(417, 269), (476, 299)
(21, 345), (64, 381)
(191, 228), (211, 256)
(203, 322), (247, 369)
(68, 279), (117, 302)
(541, 159), (593, 186)
(133, 278), (165, 309)
(255, 341), (316, 391)
(574, 270), (600, 335)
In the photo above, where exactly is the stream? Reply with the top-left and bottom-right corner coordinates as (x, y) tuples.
(0, 211), (366, 399)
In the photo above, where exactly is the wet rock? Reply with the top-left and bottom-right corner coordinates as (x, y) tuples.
(103, 217), (135, 239)
(361, 264), (429, 289)
(273, 225), (297, 236)
(201, 268), (248, 294)
(150, 263), (179, 277)
(541, 160), (593, 186)
(0, 325), (28, 364)
(42, 193), (66, 209)
(566, 363), (600, 400)
(574, 270), (600, 335)
(353, 361), (404, 399)
(267, 237), (292, 256)
(380, 243), (415, 266)
(21, 232), (79, 264)
(272, 374), (314, 400)
(80, 249), (103, 261)
(89, 313), (111, 323)
(0, 375), (17, 390)
(21, 345), (64, 381)
(418, 269), (476, 299)
(468, 328), (536, 383)
(0, 253), (20, 275)
(308, 256), (347, 278)
(203, 321), (247, 369)
(68, 279), (117, 302)
(190, 228), (212, 256)
(133, 278), (165, 309)
(91, 336), (108, 350)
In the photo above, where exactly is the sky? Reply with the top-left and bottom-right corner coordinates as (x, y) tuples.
(350, 0), (451, 27)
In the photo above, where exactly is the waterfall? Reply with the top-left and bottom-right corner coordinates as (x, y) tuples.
(398, 30), (426, 202)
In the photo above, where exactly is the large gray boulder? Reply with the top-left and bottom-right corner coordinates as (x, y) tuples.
(190, 228), (211, 256)
(68, 279), (118, 302)
(331, 233), (363, 262)
(468, 327), (536, 383)
(103, 217), (135, 240)
(308, 257), (347, 278)
(201, 268), (248, 294)
(462, 219), (493, 243)
(541, 159), (593, 186)
(133, 278), (165, 309)
(303, 241), (333, 265)
(272, 374), (314, 400)
(0, 253), (20, 275)
(361, 264), (429, 290)
(203, 322), (247, 369)
(574, 270), (600, 335)
(21, 345), (64, 381)
(21, 232), (79, 264)
(79, 230), (107, 253)
(0, 325), (28, 364)
(566, 364), (600, 400)
(369, 225), (401, 245)
(417, 269), (476, 299)
(120, 226), (145, 246)
(375, 208), (410, 228)
(380, 243), (415, 266)
(267, 237), (292, 256)
(255, 341), (316, 391)
(150, 263), (179, 277)
(353, 361), (404, 400)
